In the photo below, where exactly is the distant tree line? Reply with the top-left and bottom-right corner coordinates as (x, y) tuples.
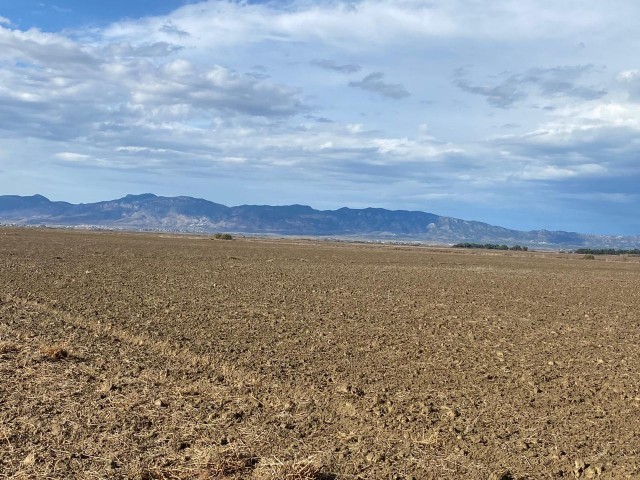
(453, 243), (528, 251)
(573, 248), (640, 255)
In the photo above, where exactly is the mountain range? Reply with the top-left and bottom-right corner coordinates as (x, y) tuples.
(1, 193), (638, 249)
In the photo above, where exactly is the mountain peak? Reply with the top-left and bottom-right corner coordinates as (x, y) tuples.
(0, 193), (638, 249)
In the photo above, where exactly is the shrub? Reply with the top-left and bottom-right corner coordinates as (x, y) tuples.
(214, 233), (233, 240)
(453, 243), (527, 251)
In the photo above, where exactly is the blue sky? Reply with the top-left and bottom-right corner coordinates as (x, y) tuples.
(1, 1), (639, 235)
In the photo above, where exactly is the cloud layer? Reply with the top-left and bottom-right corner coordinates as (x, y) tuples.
(1, 0), (640, 235)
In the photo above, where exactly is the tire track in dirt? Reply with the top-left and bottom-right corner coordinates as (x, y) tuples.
(0, 292), (471, 478)
(0, 293), (528, 479)
(3, 293), (240, 381)
(0, 294), (341, 479)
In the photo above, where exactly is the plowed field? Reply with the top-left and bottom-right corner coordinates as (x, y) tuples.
(1, 228), (639, 479)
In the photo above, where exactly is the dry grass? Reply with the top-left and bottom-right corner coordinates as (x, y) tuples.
(39, 344), (69, 360)
(0, 341), (20, 354)
(253, 458), (333, 480)
(201, 445), (259, 478)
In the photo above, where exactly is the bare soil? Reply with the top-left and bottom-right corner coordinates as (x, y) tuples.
(1, 228), (639, 479)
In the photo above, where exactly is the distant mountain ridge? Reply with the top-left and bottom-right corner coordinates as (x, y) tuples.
(1, 193), (638, 249)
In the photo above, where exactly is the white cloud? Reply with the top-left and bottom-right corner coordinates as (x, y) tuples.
(116, 146), (169, 154)
(2, 0), (640, 234)
(99, 0), (631, 52)
(0, 25), (97, 66)
(372, 137), (461, 158)
(616, 69), (640, 101)
(0, 22), (310, 154)
(617, 69), (640, 82)
(517, 163), (606, 180)
(54, 152), (92, 162)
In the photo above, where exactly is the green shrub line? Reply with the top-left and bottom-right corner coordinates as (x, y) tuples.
(452, 243), (528, 251)
(573, 248), (640, 255)
(452, 244), (639, 255)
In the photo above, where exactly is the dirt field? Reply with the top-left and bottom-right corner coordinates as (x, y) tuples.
(1, 228), (639, 479)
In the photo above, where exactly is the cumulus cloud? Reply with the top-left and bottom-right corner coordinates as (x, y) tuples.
(0, 25), (98, 67)
(127, 61), (307, 117)
(0, 22), (309, 150)
(0, 18), (450, 180)
(2, 0), (640, 234)
(492, 112), (640, 188)
(349, 72), (410, 99)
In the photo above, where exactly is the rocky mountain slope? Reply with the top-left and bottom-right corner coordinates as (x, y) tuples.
(1, 193), (638, 248)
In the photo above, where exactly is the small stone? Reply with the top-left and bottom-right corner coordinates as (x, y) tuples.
(154, 398), (168, 407)
(365, 452), (380, 462)
(336, 384), (350, 394)
(440, 406), (460, 420)
(584, 466), (597, 478)
(22, 452), (36, 466)
(50, 422), (61, 436)
(574, 458), (587, 478)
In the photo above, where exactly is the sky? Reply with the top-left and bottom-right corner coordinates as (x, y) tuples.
(1, 1), (639, 235)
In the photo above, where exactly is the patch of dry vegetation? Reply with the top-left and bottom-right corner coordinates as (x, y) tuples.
(253, 458), (333, 480)
(39, 344), (69, 360)
(0, 341), (20, 355)
(200, 445), (259, 478)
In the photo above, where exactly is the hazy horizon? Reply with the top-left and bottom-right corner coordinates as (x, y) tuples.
(5, 191), (640, 238)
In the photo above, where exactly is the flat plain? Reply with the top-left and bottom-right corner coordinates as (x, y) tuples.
(1, 228), (639, 479)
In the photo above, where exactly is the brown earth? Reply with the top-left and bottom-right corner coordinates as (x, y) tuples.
(1, 227), (639, 479)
